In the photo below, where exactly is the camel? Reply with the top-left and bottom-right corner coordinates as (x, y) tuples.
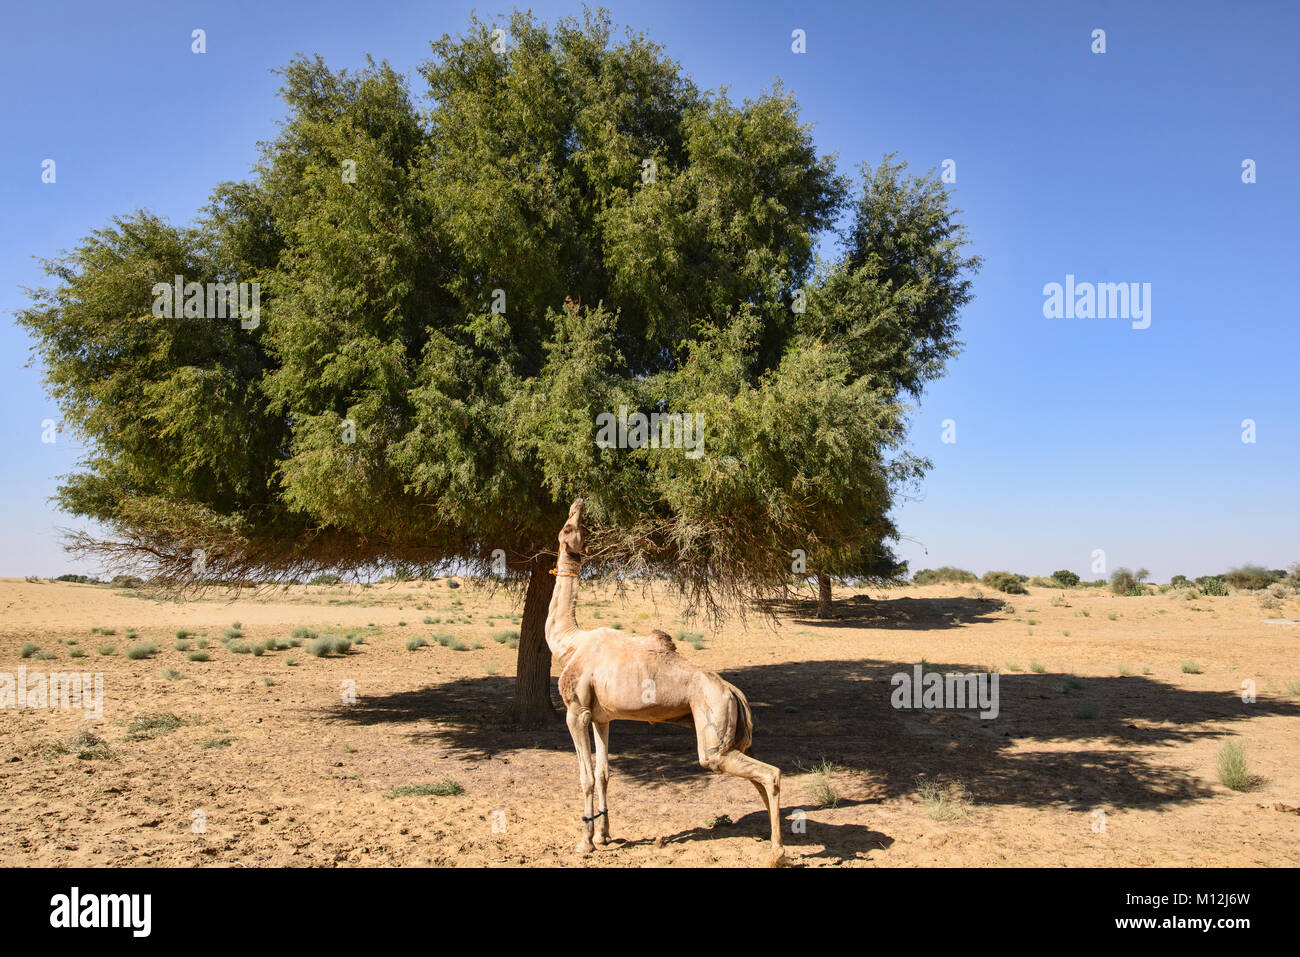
(544, 498), (784, 861)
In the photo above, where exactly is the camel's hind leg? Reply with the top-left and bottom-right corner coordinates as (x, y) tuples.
(592, 721), (612, 845)
(692, 685), (784, 854)
(718, 751), (783, 851)
(565, 706), (597, 854)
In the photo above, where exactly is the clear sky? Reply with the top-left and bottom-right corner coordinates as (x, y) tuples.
(2, 0), (1297, 581)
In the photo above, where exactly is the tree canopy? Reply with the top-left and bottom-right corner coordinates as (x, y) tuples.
(17, 8), (980, 723)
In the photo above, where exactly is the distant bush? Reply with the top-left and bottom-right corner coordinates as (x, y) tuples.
(1224, 565), (1276, 591)
(1170, 575), (1189, 588)
(125, 641), (157, 660)
(1196, 575), (1229, 597)
(110, 575), (145, 589)
(308, 574), (341, 586)
(54, 574), (100, 584)
(981, 571), (1027, 595)
(1050, 570), (1080, 588)
(1109, 568), (1150, 596)
(912, 567), (977, 585)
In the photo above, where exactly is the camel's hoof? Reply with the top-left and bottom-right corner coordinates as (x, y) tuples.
(652, 835), (665, 848)
(572, 841), (595, 855)
(595, 833), (612, 846)
(764, 848), (787, 868)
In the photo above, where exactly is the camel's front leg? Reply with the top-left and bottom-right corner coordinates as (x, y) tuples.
(566, 707), (596, 854)
(592, 721), (612, 845)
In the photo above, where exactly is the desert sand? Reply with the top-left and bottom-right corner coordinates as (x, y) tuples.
(1, 576), (1296, 867)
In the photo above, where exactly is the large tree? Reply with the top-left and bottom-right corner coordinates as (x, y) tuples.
(17, 9), (978, 725)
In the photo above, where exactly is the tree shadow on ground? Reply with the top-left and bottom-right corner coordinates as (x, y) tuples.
(329, 656), (1300, 811)
(758, 592), (1006, 630)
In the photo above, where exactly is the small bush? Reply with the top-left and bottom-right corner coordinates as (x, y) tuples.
(917, 777), (972, 821)
(1050, 570), (1081, 587)
(982, 571), (1027, 595)
(20, 642), (39, 659)
(309, 574), (342, 586)
(307, 635), (352, 657)
(162, 668), (183, 681)
(186, 651), (210, 662)
(98, 644), (117, 656)
(674, 630), (705, 650)
(125, 641), (158, 660)
(387, 780), (464, 798)
(1196, 575), (1229, 597)
(1216, 742), (1254, 791)
(1029, 660), (1046, 674)
(124, 712), (182, 741)
(405, 637), (429, 651)
(1180, 660), (1201, 674)
(805, 757), (839, 808)
(174, 639), (192, 652)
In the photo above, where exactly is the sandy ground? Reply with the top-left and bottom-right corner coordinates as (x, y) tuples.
(1, 576), (1297, 867)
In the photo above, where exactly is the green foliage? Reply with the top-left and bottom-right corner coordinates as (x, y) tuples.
(911, 566), (977, 585)
(981, 571), (1027, 595)
(1109, 567), (1149, 596)
(1050, 569), (1080, 587)
(15, 11), (978, 667)
(1224, 565), (1277, 590)
(125, 641), (157, 660)
(1196, 575), (1229, 596)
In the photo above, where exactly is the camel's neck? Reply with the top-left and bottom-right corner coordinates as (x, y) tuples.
(545, 548), (582, 662)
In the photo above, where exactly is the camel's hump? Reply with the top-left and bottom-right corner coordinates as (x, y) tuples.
(647, 629), (676, 653)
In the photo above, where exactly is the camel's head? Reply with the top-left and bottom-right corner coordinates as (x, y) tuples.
(557, 498), (587, 561)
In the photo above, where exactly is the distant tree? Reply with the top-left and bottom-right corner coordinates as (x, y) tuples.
(1050, 569), (1080, 587)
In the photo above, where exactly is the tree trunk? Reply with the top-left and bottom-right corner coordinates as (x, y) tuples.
(816, 573), (833, 619)
(511, 552), (560, 727)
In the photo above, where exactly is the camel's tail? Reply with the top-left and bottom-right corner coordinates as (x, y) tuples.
(726, 681), (755, 755)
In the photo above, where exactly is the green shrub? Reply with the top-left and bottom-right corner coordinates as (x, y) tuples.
(1224, 565), (1276, 591)
(1216, 742), (1253, 791)
(307, 635), (352, 657)
(20, 642), (39, 659)
(125, 641), (158, 660)
(1196, 575), (1229, 596)
(98, 644), (116, 656)
(1050, 570), (1080, 587)
(186, 651), (210, 662)
(1109, 567), (1150, 596)
(912, 567), (977, 585)
(308, 574), (341, 586)
(405, 637), (429, 651)
(981, 571), (1027, 595)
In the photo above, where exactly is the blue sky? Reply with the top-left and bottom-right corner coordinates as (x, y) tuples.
(2, 0), (1297, 580)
